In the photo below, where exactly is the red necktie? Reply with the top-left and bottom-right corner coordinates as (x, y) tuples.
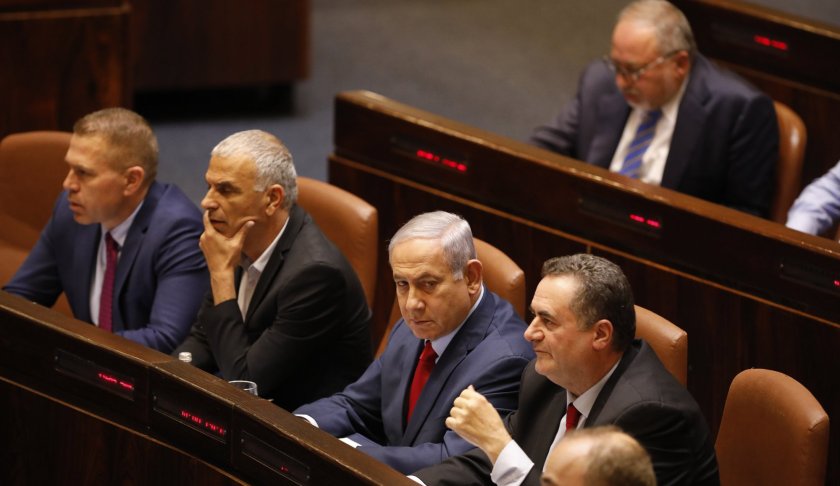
(407, 340), (437, 422)
(98, 232), (119, 332)
(566, 403), (580, 431)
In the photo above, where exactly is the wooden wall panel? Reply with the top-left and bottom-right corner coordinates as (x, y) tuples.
(0, 2), (130, 138)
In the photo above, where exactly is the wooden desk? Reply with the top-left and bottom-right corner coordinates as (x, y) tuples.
(329, 90), (840, 485)
(0, 291), (413, 485)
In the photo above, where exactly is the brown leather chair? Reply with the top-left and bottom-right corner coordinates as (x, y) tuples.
(715, 368), (829, 486)
(377, 237), (525, 357)
(0, 131), (73, 316)
(771, 101), (807, 223)
(295, 176), (378, 308)
(634, 305), (687, 386)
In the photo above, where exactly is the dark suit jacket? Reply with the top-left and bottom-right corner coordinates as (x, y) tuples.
(531, 54), (778, 217)
(4, 182), (208, 353)
(175, 204), (372, 411)
(414, 340), (719, 486)
(294, 290), (534, 474)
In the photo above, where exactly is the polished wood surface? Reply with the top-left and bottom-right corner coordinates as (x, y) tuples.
(673, 0), (840, 195)
(0, 1), (131, 138)
(0, 291), (413, 485)
(329, 90), (840, 486)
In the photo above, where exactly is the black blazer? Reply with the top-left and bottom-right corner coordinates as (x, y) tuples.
(531, 54), (778, 217)
(175, 204), (372, 410)
(414, 340), (720, 486)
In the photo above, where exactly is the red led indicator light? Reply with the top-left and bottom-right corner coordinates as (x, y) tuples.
(834, 280), (839, 288)
(415, 149), (467, 173)
(98, 372), (135, 391)
(629, 213), (662, 230)
(180, 409), (227, 437)
(753, 35), (788, 51)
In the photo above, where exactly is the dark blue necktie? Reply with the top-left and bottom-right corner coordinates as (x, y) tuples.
(619, 110), (662, 178)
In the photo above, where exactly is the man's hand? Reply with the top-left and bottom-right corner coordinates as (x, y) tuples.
(445, 385), (512, 464)
(200, 211), (254, 304)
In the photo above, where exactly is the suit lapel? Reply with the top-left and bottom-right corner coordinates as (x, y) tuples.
(661, 62), (710, 189)
(402, 291), (497, 442)
(586, 341), (640, 425)
(111, 182), (161, 330)
(587, 92), (630, 168)
(244, 205), (306, 323)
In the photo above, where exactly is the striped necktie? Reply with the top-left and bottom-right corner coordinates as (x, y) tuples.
(619, 109), (662, 178)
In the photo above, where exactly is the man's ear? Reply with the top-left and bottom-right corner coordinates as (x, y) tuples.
(264, 184), (286, 216)
(674, 50), (691, 76)
(464, 259), (483, 295)
(123, 166), (145, 196)
(591, 319), (614, 351)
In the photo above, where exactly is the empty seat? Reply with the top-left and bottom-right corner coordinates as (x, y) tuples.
(295, 176), (379, 309)
(715, 368), (829, 486)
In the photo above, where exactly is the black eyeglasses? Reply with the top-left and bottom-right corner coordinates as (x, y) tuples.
(602, 51), (681, 83)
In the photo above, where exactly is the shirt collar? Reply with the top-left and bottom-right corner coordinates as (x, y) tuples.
(241, 216), (289, 273)
(428, 284), (485, 358)
(100, 200), (144, 248)
(566, 357), (622, 425)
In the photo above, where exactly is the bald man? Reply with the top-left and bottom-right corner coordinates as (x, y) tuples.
(541, 426), (655, 486)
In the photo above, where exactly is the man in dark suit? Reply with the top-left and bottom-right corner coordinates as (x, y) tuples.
(531, 0), (777, 217)
(174, 130), (371, 410)
(294, 211), (534, 474)
(413, 254), (719, 486)
(4, 108), (207, 353)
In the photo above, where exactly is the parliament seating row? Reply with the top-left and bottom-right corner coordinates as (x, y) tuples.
(0, 125), (832, 483)
(327, 89), (840, 485)
(0, 292), (414, 485)
(0, 246), (829, 484)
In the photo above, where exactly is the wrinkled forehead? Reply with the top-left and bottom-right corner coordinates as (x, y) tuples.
(611, 19), (661, 60)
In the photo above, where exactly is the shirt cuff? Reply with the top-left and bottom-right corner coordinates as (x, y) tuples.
(407, 475), (426, 484)
(339, 436), (362, 448)
(294, 414), (319, 427)
(785, 213), (820, 235)
(490, 440), (533, 486)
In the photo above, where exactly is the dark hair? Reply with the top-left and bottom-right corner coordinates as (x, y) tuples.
(541, 254), (635, 351)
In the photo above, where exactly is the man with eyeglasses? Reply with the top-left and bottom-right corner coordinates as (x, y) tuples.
(531, 0), (778, 218)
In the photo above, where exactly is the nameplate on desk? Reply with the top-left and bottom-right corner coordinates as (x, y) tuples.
(710, 23), (791, 58)
(390, 136), (469, 174)
(779, 260), (840, 297)
(240, 430), (310, 485)
(54, 348), (136, 401)
(152, 390), (229, 443)
(578, 197), (663, 237)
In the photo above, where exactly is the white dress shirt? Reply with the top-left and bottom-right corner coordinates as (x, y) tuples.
(489, 359), (621, 486)
(237, 218), (288, 318)
(89, 202), (143, 326)
(609, 78), (688, 186)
